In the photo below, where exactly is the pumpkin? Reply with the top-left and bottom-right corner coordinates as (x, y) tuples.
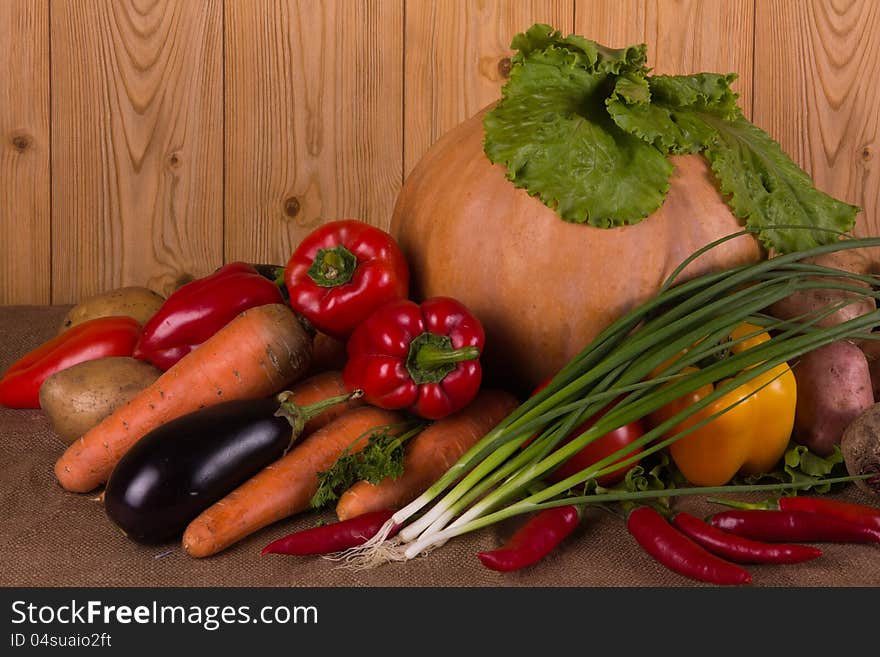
(390, 109), (764, 391)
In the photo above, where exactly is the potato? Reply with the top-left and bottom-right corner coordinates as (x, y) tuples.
(792, 341), (874, 456)
(59, 286), (165, 333)
(39, 357), (162, 443)
(841, 403), (880, 497)
(860, 337), (880, 399)
(767, 251), (877, 337)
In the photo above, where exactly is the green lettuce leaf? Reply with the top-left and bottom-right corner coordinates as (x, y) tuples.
(484, 23), (860, 252)
(734, 443), (847, 494)
(705, 115), (860, 252)
(606, 73), (739, 154)
(484, 25), (673, 227)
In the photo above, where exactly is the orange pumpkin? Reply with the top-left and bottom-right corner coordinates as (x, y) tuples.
(390, 109), (764, 391)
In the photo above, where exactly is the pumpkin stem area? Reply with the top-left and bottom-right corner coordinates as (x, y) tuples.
(307, 245), (358, 287)
(406, 333), (480, 384)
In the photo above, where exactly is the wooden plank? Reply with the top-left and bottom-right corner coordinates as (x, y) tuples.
(754, 0), (880, 238)
(224, 0), (404, 266)
(51, 0), (223, 303)
(0, 1), (50, 304)
(404, 0), (573, 176)
(574, 0), (754, 117)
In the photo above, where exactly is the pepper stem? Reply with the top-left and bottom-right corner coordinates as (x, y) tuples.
(416, 345), (481, 369)
(406, 332), (481, 385)
(275, 389), (364, 437)
(307, 245), (358, 287)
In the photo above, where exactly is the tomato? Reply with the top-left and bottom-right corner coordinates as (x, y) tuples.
(529, 377), (644, 487)
(547, 410), (645, 487)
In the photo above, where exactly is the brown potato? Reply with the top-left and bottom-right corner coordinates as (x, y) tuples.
(39, 357), (162, 443)
(840, 403), (880, 497)
(792, 341), (874, 456)
(59, 286), (165, 333)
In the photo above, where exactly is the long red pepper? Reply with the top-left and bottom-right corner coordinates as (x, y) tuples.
(778, 497), (880, 531)
(477, 505), (581, 572)
(134, 262), (285, 370)
(261, 510), (398, 556)
(709, 509), (880, 543)
(711, 496), (880, 532)
(671, 512), (822, 564)
(627, 507), (752, 585)
(0, 316), (141, 408)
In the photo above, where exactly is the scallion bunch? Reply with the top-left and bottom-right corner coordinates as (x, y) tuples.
(350, 233), (880, 565)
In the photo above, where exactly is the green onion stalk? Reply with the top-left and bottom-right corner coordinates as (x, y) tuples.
(350, 233), (880, 564)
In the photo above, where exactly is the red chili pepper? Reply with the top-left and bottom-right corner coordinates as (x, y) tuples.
(261, 510), (398, 555)
(0, 316), (141, 408)
(671, 512), (822, 564)
(343, 297), (484, 420)
(133, 262), (284, 370)
(284, 220), (409, 340)
(477, 505), (581, 572)
(627, 506), (752, 585)
(777, 497), (880, 531)
(709, 509), (880, 543)
(709, 495), (880, 532)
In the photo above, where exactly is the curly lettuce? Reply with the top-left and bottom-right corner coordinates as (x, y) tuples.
(484, 23), (860, 253)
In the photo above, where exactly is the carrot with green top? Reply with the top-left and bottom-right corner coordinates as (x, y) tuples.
(183, 405), (405, 558)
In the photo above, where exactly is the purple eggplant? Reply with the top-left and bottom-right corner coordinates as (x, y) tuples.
(104, 397), (292, 544)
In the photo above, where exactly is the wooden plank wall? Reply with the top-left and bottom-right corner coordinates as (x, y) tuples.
(0, 0), (877, 304)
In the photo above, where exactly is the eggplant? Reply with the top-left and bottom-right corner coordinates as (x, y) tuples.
(105, 397), (291, 544)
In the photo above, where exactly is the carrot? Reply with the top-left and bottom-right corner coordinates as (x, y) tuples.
(182, 405), (405, 557)
(307, 332), (348, 375)
(335, 389), (519, 521)
(283, 370), (364, 435)
(54, 304), (312, 493)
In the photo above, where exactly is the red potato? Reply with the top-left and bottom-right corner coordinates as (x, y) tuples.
(767, 250), (876, 338)
(859, 338), (880, 400)
(792, 341), (874, 456)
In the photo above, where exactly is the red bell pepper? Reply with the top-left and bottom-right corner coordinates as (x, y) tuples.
(133, 262), (285, 370)
(284, 220), (409, 340)
(0, 316), (141, 408)
(343, 297), (484, 420)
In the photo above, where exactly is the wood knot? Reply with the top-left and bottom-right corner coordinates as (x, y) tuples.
(11, 134), (31, 152)
(168, 151), (181, 168)
(283, 196), (301, 219)
(497, 57), (512, 78)
(862, 147), (872, 162)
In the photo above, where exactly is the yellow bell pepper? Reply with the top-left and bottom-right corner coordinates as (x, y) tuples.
(649, 323), (797, 486)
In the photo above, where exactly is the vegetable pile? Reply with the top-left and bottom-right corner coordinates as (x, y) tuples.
(2, 23), (880, 586)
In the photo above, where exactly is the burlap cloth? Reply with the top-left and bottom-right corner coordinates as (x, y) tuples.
(1, 305), (878, 587)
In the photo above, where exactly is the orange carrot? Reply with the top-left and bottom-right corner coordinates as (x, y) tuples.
(307, 332), (348, 375)
(283, 370), (363, 435)
(182, 405), (405, 557)
(54, 304), (312, 493)
(335, 389), (519, 521)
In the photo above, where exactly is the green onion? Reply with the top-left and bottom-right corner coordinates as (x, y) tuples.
(356, 234), (880, 562)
